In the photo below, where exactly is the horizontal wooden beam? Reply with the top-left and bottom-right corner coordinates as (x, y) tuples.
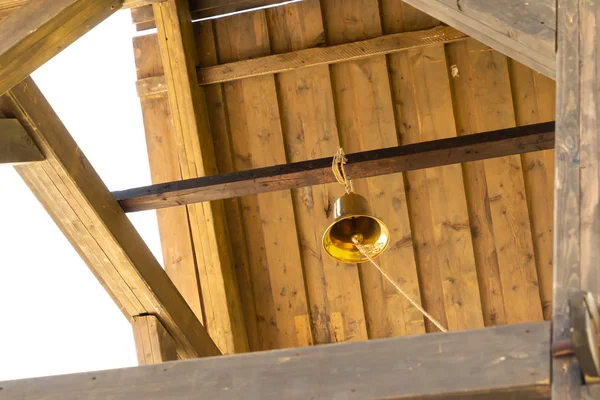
(136, 25), (467, 96)
(0, 0), (121, 96)
(114, 121), (555, 212)
(132, 0), (299, 30)
(0, 77), (221, 359)
(0, 321), (551, 399)
(0, 119), (44, 165)
(402, 0), (556, 79)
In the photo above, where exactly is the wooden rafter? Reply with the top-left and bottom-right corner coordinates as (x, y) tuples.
(0, 0), (121, 96)
(0, 77), (220, 359)
(135, 25), (467, 97)
(402, 0), (556, 79)
(152, 0), (247, 354)
(113, 122), (555, 212)
(0, 321), (551, 399)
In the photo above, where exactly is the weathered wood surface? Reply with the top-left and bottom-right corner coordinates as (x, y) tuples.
(0, 118), (43, 165)
(0, 77), (220, 359)
(382, 1), (482, 333)
(0, 322), (551, 400)
(153, 0), (247, 354)
(0, 0), (121, 96)
(114, 122), (555, 212)
(266, 0), (368, 346)
(553, 0), (600, 397)
(135, 25), (467, 96)
(402, 0), (556, 79)
(132, 315), (179, 364)
(213, 10), (313, 350)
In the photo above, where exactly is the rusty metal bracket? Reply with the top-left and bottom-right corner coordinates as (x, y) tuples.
(568, 291), (600, 377)
(554, 291), (600, 379)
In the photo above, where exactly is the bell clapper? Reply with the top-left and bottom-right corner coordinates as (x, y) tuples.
(351, 232), (364, 246)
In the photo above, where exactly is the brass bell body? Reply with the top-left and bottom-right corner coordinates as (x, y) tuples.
(322, 193), (390, 263)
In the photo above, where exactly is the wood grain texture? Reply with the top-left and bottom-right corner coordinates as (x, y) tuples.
(447, 39), (544, 325)
(193, 20), (261, 352)
(132, 315), (179, 364)
(0, 0), (120, 95)
(0, 322), (551, 400)
(0, 118), (44, 165)
(553, 0), (600, 397)
(321, 0), (425, 338)
(132, 34), (205, 324)
(266, 0), (368, 345)
(508, 60), (556, 320)
(114, 122), (555, 212)
(135, 26), (467, 97)
(153, 0), (248, 354)
(198, 26), (466, 85)
(1, 77), (220, 359)
(213, 10), (313, 350)
(382, 1), (483, 332)
(402, 0), (556, 78)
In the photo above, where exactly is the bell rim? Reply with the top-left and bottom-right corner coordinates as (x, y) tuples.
(322, 213), (391, 264)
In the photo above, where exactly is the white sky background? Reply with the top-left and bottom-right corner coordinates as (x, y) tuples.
(0, 11), (163, 380)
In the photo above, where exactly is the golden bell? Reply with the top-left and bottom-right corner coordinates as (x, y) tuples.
(322, 193), (390, 263)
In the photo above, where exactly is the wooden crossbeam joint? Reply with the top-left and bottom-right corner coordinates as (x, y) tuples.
(0, 118), (44, 165)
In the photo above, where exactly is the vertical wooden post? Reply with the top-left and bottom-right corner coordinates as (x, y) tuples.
(132, 315), (178, 364)
(553, 0), (600, 397)
(152, 0), (248, 354)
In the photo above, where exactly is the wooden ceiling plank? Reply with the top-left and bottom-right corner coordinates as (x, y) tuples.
(0, 77), (221, 359)
(0, 321), (551, 400)
(132, 315), (179, 364)
(214, 10), (313, 350)
(265, 0), (368, 345)
(193, 20), (261, 351)
(447, 39), (544, 324)
(507, 60), (556, 321)
(132, 34), (205, 325)
(0, 118), (44, 165)
(0, 0), (121, 96)
(552, 0), (600, 396)
(382, 2), (483, 332)
(321, 0), (425, 338)
(402, 0), (556, 79)
(153, 0), (249, 354)
(136, 26), (467, 97)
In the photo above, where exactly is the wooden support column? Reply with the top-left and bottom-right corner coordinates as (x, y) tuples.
(553, 0), (600, 398)
(152, 0), (247, 354)
(0, 119), (43, 165)
(132, 315), (179, 364)
(0, 77), (220, 359)
(0, 0), (121, 95)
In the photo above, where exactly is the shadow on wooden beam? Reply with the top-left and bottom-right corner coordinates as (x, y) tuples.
(114, 121), (555, 212)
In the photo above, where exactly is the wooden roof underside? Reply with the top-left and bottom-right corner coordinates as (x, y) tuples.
(132, 0), (556, 354)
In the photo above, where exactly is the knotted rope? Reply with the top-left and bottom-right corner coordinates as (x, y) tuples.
(332, 148), (354, 194)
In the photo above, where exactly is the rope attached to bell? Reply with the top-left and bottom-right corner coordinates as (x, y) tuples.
(332, 148), (354, 194)
(330, 148), (448, 333)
